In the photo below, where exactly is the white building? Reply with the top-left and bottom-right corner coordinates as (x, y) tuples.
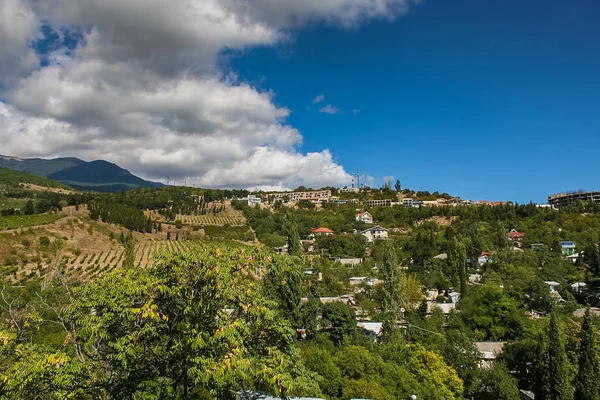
(355, 211), (373, 224)
(247, 195), (262, 206)
(366, 199), (393, 207)
(361, 225), (389, 242)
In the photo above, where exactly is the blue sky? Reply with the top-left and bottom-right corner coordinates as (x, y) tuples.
(230, 0), (600, 203)
(1, 0), (599, 202)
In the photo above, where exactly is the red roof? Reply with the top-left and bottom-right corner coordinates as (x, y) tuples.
(356, 211), (369, 216)
(480, 252), (492, 256)
(311, 227), (334, 234)
(508, 229), (525, 238)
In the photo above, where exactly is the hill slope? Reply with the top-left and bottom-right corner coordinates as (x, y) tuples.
(0, 166), (73, 190)
(0, 155), (162, 192)
(48, 160), (163, 192)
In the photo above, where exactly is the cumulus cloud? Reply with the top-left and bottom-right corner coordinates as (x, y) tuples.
(319, 105), (341, 114)
(0, 0), (417, 189)
(312, 94), (325, 104)
(0, 0), (40, 80)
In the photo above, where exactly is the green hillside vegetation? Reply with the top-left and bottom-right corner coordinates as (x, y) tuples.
(0, 214), (63, 231)
(2, 185), (600, 398)
(0, 167), (72, 190)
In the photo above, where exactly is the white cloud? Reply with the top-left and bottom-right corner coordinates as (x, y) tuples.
(312, 94), (325, 104)
(319, 105), (341, 114)
(0, 0), (40, 80)
(0, 0), (417, 190)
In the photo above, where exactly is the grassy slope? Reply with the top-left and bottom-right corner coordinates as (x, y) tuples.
(0, 167), (73, 190)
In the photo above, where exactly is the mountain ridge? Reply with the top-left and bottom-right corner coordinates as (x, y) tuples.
(0, 155), (163, 193)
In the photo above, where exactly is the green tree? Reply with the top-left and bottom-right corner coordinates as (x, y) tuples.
(535, 312), (573, 400)
(321, 301), (356, 345)
(23, 200), (34, 215)
(380, 242), (403, 341)
(459, 285), (523, 341)
(122, 234), (136, 269)
(2, 245), (320, 399)
(394, 179), (401, 193)
(262, 256), (305, 329)
(574, 308), (600, 400)
(469, 361), (520, 400)
(284, 216), (302, 257)
(448, 236), (468, 298)
(409, 344), (464, 400)
(584, 244), (600, 279)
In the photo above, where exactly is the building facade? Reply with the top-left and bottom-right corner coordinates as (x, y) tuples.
(355, 211), (373, 224)
(548, 190), (600, 207)
(366, 199), (393, 207)
(361, 225), (389, 242)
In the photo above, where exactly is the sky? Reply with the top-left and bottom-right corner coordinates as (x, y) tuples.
(1, 0), (599, 203)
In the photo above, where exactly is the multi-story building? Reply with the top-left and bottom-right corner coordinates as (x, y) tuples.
(548, 190), (600, 208)
(366, 199), (393, 207)
(271, 190), (332, 203)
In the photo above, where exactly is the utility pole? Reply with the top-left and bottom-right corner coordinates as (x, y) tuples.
(356, 167), (360, 188)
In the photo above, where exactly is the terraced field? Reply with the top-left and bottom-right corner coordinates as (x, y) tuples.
(175, 214), (245, 226)
(11, 240), (202, 283)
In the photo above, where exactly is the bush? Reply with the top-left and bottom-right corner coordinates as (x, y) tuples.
(39, 236), (51, 246)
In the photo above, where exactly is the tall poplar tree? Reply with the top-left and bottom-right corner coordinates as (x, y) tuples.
(284, 214), (302, 257)
(448, 236), (468, 298)
(535, 312), (573, 400)
(575, 308), (600, 400)
(380, 242), (403, 341)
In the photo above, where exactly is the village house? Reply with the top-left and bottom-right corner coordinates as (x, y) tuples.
(477, 252), (493, 265)
(331, 257), (363, 267)
(357, 321), (383, 341)
(355, 211), (373, 224)
(361, 225), (389, 242)
(508, 229), (525, 243)
(309, 227), (334, 238)
(246, 195), (261, 206)
(560, 241), (577, 256)
(567, 252), (580, 263)
(475, 342), (505, 369)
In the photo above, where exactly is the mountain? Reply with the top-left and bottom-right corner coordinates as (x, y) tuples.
(0, 166), (73, 190)
(48, 160), (163, 192)
(0, 155), (86, 176)
(0, 155), (163, 193)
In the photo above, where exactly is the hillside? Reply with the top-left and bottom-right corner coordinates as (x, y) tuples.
(0, 166), (73, 190)
(0, 155), (163, 192)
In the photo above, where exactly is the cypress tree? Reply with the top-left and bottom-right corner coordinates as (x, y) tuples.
(448, 236), (468, 298)
(535, 312), (573, 400)
(284, 215), (302, 257)
(23, 200), (34, 215)
(123, 236), (136, 269)
(380, 242), (403, 342)
(575, 308), (600, 400)
(584, 245), (600, 279)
